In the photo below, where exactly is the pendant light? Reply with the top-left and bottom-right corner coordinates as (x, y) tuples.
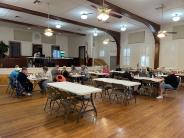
(103, 31), (109, 45)
(44, 2), (53, 37)
(157, 4), (166, 38)
(97, 0), (111, 22)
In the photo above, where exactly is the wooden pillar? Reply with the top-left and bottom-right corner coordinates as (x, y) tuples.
(107, 31), (121, 65)
(153, 34), (160, 69)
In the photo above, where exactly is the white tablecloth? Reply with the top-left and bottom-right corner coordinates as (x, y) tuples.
(134, 76), (164, 83)
(89, 72), (109, 76)
(47, 82), (102, 95)
(28, 77), (48, 81)
(110, 70), (125, 74)
(93, 78), (141, 87)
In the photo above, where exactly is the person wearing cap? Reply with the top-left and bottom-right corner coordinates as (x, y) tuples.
(9, 65), (21, 80)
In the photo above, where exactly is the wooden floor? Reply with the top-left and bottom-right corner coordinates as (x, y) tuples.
(1, 86), (184, 138)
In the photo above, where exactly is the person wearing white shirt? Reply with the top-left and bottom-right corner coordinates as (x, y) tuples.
(38, 66), (52, 94)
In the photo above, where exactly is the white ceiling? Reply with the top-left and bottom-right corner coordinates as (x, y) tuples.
(107, 0), (184, 24)
(0, 0), (184, 34)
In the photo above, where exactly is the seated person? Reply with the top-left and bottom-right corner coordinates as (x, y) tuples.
(17, 67), (33, 96)
(80, 65), (90, 84)
(51, 65), (61, 81)
(146, 67), (155, 78)
(38, 66), (52, 94)
(56, 75), (66, 82)
(139, 68), (148, 77)
(122, 70), (133, 81)
(71, 65), (77, 74)
(102, 65), (110, 77)
(9, 65), (21, 81)
(157, 72), (179, 99)
(115, 65), (122, 71)
(61, 66), (70, 80)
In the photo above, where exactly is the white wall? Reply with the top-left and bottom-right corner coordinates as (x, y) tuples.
(159, 22), (184, 69)
(93, 35), (117, 66)
(120, 28), (155, 68)
(68, 34), (93, 58)
(0, 25), (69, 57)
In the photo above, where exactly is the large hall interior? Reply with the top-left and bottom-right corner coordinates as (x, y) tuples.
(0, 0), (184, 138)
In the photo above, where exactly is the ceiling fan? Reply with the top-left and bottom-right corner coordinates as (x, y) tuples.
(33, 0), (41, 4)
(90, 5), (122, 19)
(88, 0), (122, 21)
(156, 4), (177, 38)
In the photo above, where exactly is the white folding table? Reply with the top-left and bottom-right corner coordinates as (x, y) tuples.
(93, 78), (141, 87)
(47, 82), (102, 117)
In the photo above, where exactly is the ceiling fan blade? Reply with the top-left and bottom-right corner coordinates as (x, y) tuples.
(87, 13), (93, 15)
(91, 5), (98, 9)
(109, 13), (122, 18)
(167, 32), (177, 34)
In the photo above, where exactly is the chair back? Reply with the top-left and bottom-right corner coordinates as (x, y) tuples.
(94, 80), (105, 88)
(112, 83), (126, 91)
(15, 81), (25, 95)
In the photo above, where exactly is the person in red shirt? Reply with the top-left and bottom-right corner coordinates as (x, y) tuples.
(102, 65), (110, 77)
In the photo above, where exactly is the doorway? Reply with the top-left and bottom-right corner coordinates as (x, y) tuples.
(110, 56), (117, 70)
(9, 41), (21, 57)
(79, 46), (86, 65)
(32, 44), (43, 56)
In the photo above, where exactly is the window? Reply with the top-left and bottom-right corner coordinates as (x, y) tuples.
(99, 50), (105, 57)
(123, 48), (130, 65)
(51, 45), (60, 58)
(140, 47), (150, 67)
(140, 56), (149, 67)
(9, 41), (21, 57)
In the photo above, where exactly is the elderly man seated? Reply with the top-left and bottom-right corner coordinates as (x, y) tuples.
(157, 71), (179, 99)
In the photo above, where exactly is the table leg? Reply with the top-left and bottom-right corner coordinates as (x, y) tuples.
(90, 93), (97, 117)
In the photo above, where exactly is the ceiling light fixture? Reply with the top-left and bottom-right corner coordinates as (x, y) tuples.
(93, 29), (98, 37)
(81, 12), (88, 20)
(157, 4), (165, 38)
(93, 32), (98, 37)
(56, 24), (62, 29)
(44, 3), (53, 37)
(172, 14), (181, 22)
(97, 0), (111, 22)
(120, 25), (127, 31)
(103, 38), (109, 45)
(157, 31), (166, 38)
(44, 28), (53, 37)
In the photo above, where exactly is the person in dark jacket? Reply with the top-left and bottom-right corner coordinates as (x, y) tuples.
(115, 65), (122, 71)
(122, 70), (133, 81)
(157, 72), (179, 99)
(17, 67), (33, 96)
(61, 66), (69, 78)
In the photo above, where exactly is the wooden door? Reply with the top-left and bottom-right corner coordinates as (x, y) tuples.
(79, 46), (86, 65)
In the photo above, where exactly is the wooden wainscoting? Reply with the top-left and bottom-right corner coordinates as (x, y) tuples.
(0, 74), (9, 86)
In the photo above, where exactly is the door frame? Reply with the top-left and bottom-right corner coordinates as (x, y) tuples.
(9, 41), (21, 58)
(79, 46), (86, 65)
(32, 44), (43, 56)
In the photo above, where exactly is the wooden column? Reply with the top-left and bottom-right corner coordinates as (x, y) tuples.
(107, 31), (121, 65)
(153, 34), (160, 69)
